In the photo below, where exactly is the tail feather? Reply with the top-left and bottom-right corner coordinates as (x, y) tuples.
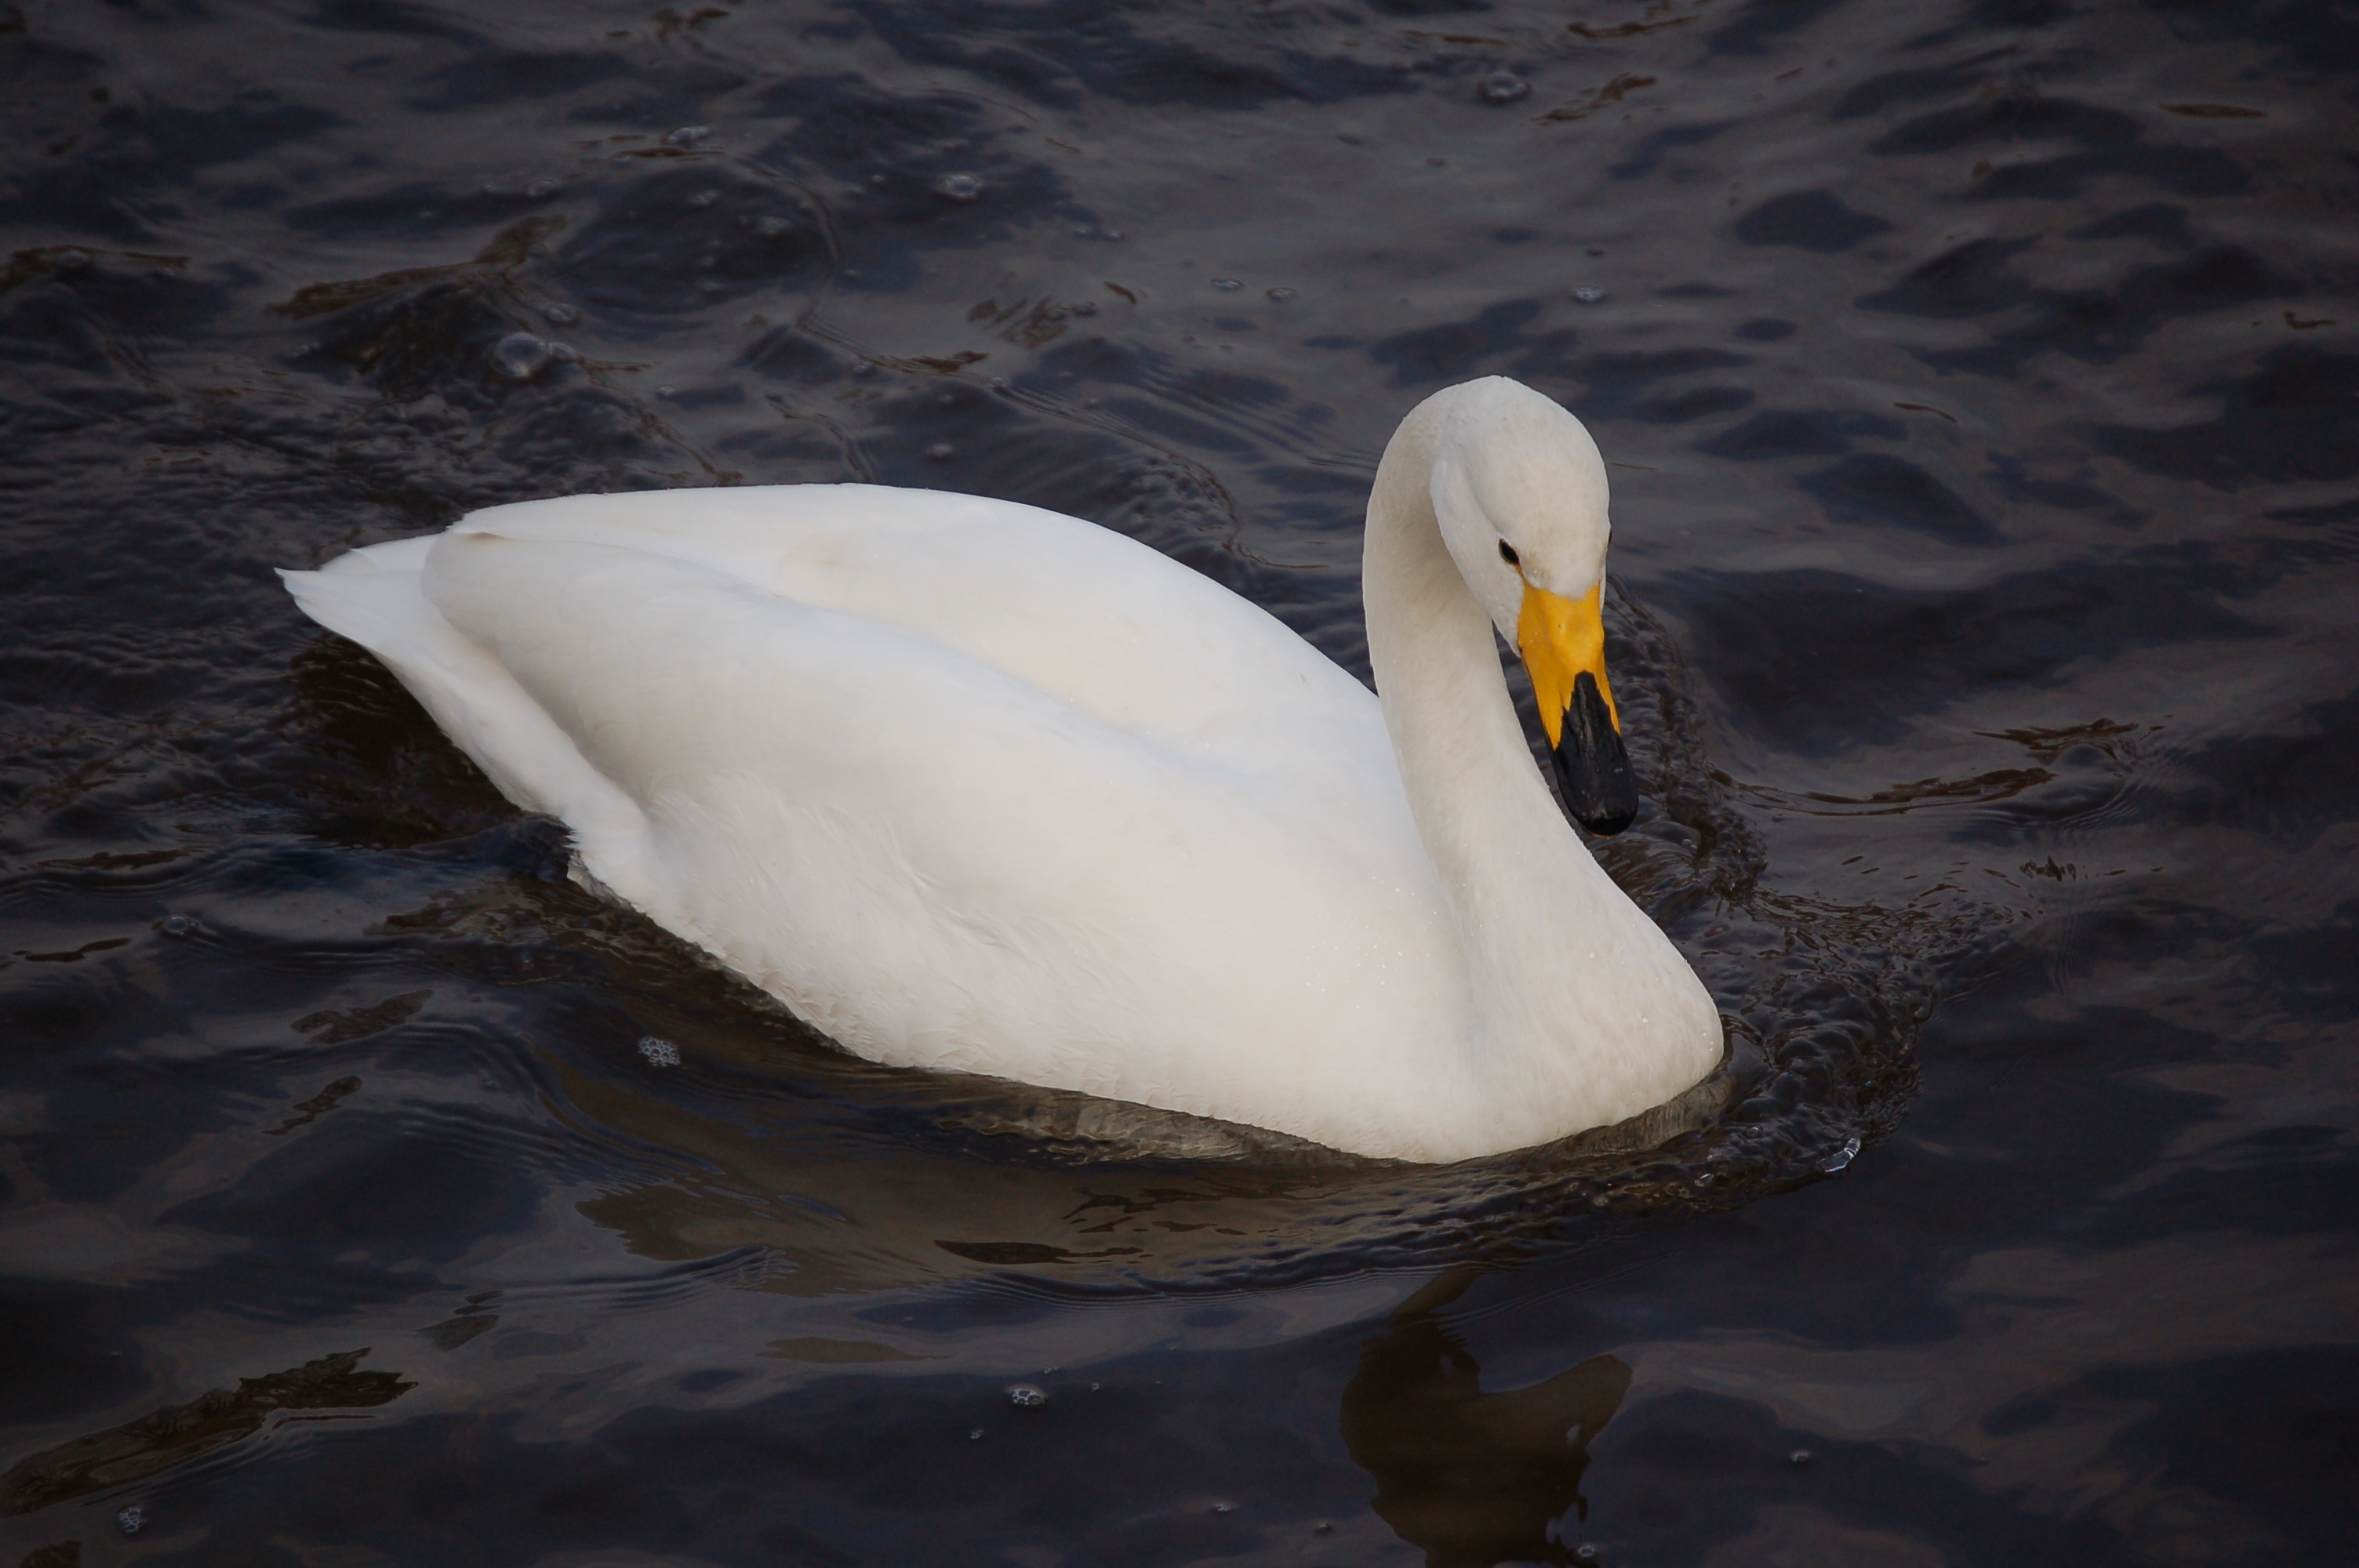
(280, 540), (645, 844)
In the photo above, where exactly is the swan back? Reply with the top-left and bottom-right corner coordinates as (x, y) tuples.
(444, 486), (1379, 793)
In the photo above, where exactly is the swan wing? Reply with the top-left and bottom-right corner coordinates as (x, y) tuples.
(445, 485), (1386, 800)
(285, 492), (1469, 1153)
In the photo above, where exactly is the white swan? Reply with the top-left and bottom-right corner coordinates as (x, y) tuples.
(282, 376), (1721, 1162)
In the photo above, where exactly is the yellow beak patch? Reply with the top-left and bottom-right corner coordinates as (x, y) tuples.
(1515, 579), (1619, 747)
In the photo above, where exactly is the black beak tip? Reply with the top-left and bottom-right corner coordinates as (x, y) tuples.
(1576, 800), (1636, 837)
(1553, 670), (1640, 837)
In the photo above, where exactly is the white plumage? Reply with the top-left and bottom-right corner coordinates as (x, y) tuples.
(282, 378), (1721, 1161)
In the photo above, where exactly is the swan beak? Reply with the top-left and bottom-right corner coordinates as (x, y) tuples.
(1516, 581), (1638, 836)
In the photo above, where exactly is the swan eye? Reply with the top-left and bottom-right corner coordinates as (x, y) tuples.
(1497, 539), (1521, 568)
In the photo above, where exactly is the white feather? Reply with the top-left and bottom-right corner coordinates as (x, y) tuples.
(282, 378), (1721, 1161)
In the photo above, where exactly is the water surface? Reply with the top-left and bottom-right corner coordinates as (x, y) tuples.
(3, 0), (2355, 1563)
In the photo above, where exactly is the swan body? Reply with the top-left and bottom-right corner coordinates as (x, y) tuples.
(282, 378), (1720, 1162)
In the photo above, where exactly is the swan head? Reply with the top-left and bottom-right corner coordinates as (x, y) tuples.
(1424, 378), (1638, 836)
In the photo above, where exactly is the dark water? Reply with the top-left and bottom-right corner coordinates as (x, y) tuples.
(4, 0), (2356, 1561)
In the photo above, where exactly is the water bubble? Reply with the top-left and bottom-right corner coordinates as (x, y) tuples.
(1481, 71), (1532, 103)
(1573, 1547), (1597, 1563)
(1102, 230), (1124, 241)
(689, 190), (718, 209)
(663, 124), (713, 148)
(525, 179), (558, 199)
(1070, 299), (1098, 316)
(870, 172), (889, 187)
(489, 332), (553, 380)
(1089, 1381), (1101, 1391)
(926, 443), (955, 461)
(1211, 1502), (1234, 1515)
(638, 1036), (681, 1068)
(932, 172), (984, 202)
(1266, 286), (1296, 302)
(158, 915), (195, 936)
(756, 215), (790, 236)
(1572, 287), (1608, 304)
(1789, 1448), (1815, 1465)
(548, 342), (579, 363)
(541, 302), (579, 325)
(54, 248), (92, 274)
(1006, 1384), (1047, 1407)
(1210, 277), (1242, 292)
(1823, 1136), (1861, 1174)
(1313, 1521), (1335, 1535)
(118, 1505), (145, 1535)
(968, 1427), (986, 1439)
(656, 385), (676, 399)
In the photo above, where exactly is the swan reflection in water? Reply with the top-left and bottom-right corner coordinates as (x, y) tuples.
(1343, 1269), (1630, 1568)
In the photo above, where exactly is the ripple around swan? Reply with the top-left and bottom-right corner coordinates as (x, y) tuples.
(4, 0), (2354, 1558)
(222, 568), (2001, 1294)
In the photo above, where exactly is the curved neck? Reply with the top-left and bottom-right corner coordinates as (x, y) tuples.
(1361, 409), (1681, 1138)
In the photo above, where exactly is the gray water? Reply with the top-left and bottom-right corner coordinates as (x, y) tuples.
(2, 0), (2355, 1563)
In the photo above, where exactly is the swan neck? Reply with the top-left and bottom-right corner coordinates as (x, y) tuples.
(1363, 414), (1596, 971)
(1365, 427), (1518, 851)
